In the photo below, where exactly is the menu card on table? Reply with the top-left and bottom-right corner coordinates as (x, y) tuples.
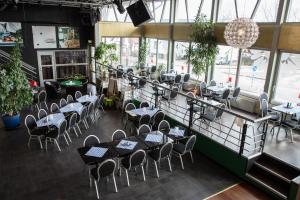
(116, 140), (137, 150)
(85, 147), (108, 158)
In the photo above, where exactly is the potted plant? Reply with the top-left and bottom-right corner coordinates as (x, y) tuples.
(94, 42), (118, 78)
(185, 15), (218, 82)
(136, 39), (147, 70)
(0, 39), (33, 129)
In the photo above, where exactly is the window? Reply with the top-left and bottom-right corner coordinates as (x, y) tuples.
(173, 41), (189, 73)
(157, 40), (169, 66)
(101, 37), (121, 65)
(253, 0), (279, 22)
(121, 38), (139, 67)
(286, 0), (300, 22)
(101, 6), (117, 21)
(146, 38), (157, 66)
(213, 45), (239, 85)
(239, 49), (270, 95)
(217, 0), (236, 22)
(175, 0), (212, 22)
(273, 53), (300, 103)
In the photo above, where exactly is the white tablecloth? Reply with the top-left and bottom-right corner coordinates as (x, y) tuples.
(36, 113), (65, 128)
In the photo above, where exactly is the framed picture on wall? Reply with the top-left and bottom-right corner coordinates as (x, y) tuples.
(32, 26), (57, 49)
(57, 26), (80, 48)
(0, 22), (23, 46)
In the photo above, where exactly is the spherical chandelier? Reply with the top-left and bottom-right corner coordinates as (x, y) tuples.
(224, 18), (259, 49)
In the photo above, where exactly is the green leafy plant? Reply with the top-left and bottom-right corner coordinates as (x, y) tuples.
(137, 39), (147, 69)
(0, 39), (33, 116)
(185, 15), (218, 80)
(158, 63), (166, 72)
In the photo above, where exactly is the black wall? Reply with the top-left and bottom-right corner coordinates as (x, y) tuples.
(0, 4), (95, 78)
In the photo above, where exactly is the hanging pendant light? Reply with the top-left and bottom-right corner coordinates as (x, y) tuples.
(224, 18), (259, 49)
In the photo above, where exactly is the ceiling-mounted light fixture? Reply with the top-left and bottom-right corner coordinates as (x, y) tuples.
(224, 18), (259, 49)
(114, 0), (125, 14)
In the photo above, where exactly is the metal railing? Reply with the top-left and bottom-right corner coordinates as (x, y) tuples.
(100, 63), (271, 158)
(0, 49), (38, 80)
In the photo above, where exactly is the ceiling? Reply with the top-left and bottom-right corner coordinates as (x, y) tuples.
(16, 0), (116, 8)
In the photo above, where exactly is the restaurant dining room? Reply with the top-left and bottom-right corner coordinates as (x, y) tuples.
(0, 0), (300, 200)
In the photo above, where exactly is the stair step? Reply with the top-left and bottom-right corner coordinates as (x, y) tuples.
(254, 162), (291, 183)
(247, 165), (289, 200)
(257, 153), (300, 181)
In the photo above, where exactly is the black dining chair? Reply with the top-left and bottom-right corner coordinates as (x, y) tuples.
(67, 94), (74, 103)
(124, 103), (136, 130)
(147, 142), (173, 178)
(172, 135), (197, 170)
(36, 90), (48, 111)
(259, 99), (281, 135)
(68, 112), (79, 137)
(50, 103), (60, 113)
(121, 149), (146, 186)
(78, 107), (89, 130)
(140, 101), (150, 108)
(45, 120), (70, 151)
(279, 116), (300, 143)
(158, 120), (170, 134)
(60, 98), (67, 108)
(199, 82), (212, 98)
(91, 159), (118, 199)
(160, 87), (179, 109)
(209, 80), (217, 86)
(135, 114), (151, 132)
(138, 124), (151, 135)
(38, 109), (48, 120)
(87, 103), (95, 125)
(95, 94), (105, 119)
(75, 91), (82, 100)
(83, 135), (101, 147)
(213, 88), (230, 108)
(227, 87), (240, 109)
(151, 111), (165, 131)
(25, 115), (47, 149)
(112, 129), (127, 141)
(183, 92), (202, 122)
(160, 70), (167, 83)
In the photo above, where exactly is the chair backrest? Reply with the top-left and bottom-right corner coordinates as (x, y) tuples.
(138, 124), (151, 135)
(153, 111), (165, 126)
(260, 99), (268, 117)
(50, 103), (60, 113)
(75, 91), (82, 100)
(68, 112), (77, 129)
(209, 80), (216, 86)
(117, 64), (123, 69)
(139, 78), (147, 87)
(87, 103), (94, 116)
(222, 89), (230, 99)
(58, 120), (68, 136)
(67, 94), (74, 103)
(151, 65), (156, 73)
(158, 120), (170, 133)
(160, 70), (166, 82)
(139, 114), (151, 126)
(159, 142), (173, 160)
(140, 101), (150, 108)
(38, 109), (47, 119)
(96, 159), (116, 181)
(232, 87), (240, 98)
(83, 135), (100, 147)
(186, 92), (195, 105)
(259, 92), (269, 109)
(60, 98), (67, 108)
(183, 73), (190, 82)
(25, 115), (37, 132)
(184, 135), (196, 153)
(170, 87), (179, 99)
(174, 74), (181, 83)
(129, 149), (146, 169)
(38, 90), (47, 103)
(112, 129), (127, 141)
(125, 103), (136, 111)
(80, 107), (88, 120)
(200, 82), (206, 90)
(216, 104), (226, 119)
(127, 68), (133, 74)
(152, 80), (160, 91)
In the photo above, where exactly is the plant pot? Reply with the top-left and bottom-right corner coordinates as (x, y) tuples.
(1, 114), (20, 129)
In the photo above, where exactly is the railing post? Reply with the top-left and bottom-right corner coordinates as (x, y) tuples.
(239, 123), (248, 156)
(154, 90), (159, 108)
(260, 120), (268, 152)
(188, 101), (194, 135)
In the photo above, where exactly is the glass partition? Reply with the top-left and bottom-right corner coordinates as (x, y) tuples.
(173, 41), (189, 73)
(146, 38), (158, 67)
(121, 38), (139, 67)
(157, 40), (169, 66)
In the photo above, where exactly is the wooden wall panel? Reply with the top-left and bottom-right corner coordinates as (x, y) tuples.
(172, 24), (192, 41)
(98, 22), (141, 37)
(254, 24), (275, 49)
(143, 24), (170, 39)
(278, 24), (300, 52)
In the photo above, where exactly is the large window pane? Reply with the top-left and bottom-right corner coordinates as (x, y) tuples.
(175, 0), (212, 22)
(175, 0), (188, 22)
(253, 0), (279, 22)
(213, 45), (239, 85)
(239, 49), (270, 95)
(146, 38), (157, 66)
(286, 0), (300, 22)
(217, 0), (236, 22)
(173, 41), (189, 73)
(274, 53), (300, 103)
(236, 0), (256, 18)
(101, 6), (117, 21)
(157, 40), (169, 66)
(121, 38), (139, 67)
(101, 37), (121, 65)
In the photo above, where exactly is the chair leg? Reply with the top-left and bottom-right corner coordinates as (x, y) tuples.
(66, 131), (72, 142)
(94, 180), (100, 199)
(125, 169), (130, 186)
(27, 136), (32, 148)
(179, 154), (184, 170)
(54, 139), (61, 152)
(73, 127), (78, 137)
(290, 129), (294, 143)
(76, 124), (83, 135)
(45, 138), (48, 151)
(154, 161), (159, 178)
(89, 167), (92, 187)
(167, 156), (172, 172)
(112, 174), (118, 193)
(63, 135), (69, 146)
(189, 151), (194, 163)
(141, 165), (146, 181)
(38, 136), (43, 149)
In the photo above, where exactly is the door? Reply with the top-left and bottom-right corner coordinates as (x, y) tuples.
(37, 51), (56, 87)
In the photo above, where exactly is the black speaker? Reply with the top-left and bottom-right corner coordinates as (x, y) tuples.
(126, 0), (153, 27)
(80, 8), (100, 26)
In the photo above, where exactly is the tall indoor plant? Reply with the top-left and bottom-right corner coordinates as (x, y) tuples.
(0, 39), (33, 129)
(185, 15), (218, 81)
(137, 39), (147, 70)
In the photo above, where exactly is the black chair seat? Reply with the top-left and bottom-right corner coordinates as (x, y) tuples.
(46, 129), (59, 138)
(282, 120), (298, 128)
(121, 156), (130, 169)
(148, 149), (160, 161)
(202, 112), (215, 121)
(31, 127), (48, 136)
(173, 143), (185, 154)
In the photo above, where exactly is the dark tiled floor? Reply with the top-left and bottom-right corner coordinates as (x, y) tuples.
(0, 109), (239, 200)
